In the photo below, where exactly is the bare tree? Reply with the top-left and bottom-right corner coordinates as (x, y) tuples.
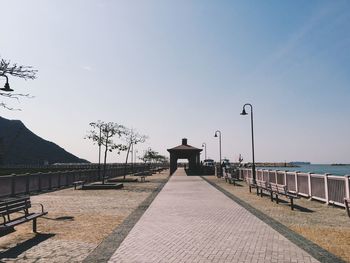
(123, 128), (147, 179)
(86, 121), (127, 184)
(85, 120), (105, 180)
(0, 58), (37, 110)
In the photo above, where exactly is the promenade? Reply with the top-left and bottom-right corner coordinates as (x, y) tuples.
(109, 168), (318, 263)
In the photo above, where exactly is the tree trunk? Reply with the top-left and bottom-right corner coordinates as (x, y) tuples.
(103, 134), (109, 184)
(123, 142), (132, 180)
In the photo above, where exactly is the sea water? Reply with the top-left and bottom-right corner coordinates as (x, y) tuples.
(256, 164), (350, 176)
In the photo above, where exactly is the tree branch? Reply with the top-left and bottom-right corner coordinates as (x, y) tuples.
(0, 59), (37, 80)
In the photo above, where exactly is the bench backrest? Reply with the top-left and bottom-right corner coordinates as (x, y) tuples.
(246, 178), (254, 185)
(270, 183), (287, 194)
(0, 197), (31, 218)
(256, 180), (268, 189)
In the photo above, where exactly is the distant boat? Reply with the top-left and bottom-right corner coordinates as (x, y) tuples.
(331, 163), (348, 166)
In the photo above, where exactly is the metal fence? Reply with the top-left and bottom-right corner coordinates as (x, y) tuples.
(239, 168), (350, 207)
(0, 164), (155, 198)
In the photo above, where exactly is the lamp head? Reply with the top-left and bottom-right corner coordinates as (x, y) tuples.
(0, 82), (13, 92)
(214, 133), (218, 138)
(240, 108), (247, 115)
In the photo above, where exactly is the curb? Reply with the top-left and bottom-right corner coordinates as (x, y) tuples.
(200, 176), (345, 263)
(83, 175), (170, 263)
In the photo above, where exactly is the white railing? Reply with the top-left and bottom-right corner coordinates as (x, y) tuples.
(239, 168), (350, 207)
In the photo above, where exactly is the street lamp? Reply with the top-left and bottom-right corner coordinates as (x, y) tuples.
(0, 74), (14, 92)
(240, 103), (256, 184)
(214, 130), (222, 177)
(202, 143), (207, 160)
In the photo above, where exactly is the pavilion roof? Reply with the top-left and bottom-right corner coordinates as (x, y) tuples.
(167, 138), (202, 152)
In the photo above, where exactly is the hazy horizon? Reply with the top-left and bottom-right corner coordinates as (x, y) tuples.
(1, 0), (349, 164)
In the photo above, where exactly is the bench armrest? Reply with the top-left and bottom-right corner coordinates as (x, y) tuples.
(31, 202), (45, 213)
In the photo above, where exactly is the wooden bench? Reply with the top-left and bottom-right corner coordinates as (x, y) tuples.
(270, 183), (299, 210)
(135, 171), (151, 182)
(246, 178), (257, 193)
(224, 172), (239, 185)
(255, 180), (271, 198)
(151, 167), (163, 174)
(228, 177), (239, 185)
(344, 198), (350, 217)
(73, 181), (85, 190)
(0, 196), (47, 236)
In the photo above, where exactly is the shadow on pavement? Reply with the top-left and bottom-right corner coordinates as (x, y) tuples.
(0, 233), (55, 259)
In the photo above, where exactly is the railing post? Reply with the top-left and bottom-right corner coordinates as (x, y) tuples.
(295, 171), (299, 194)
(325, 173), (330, 204)
(48, 172), (52, 190)
(308, 172), (312, 198)
(38, 172), (42, 192)
(65, 172), (69, 187)
(57, 172), (61, 188)
(26, 173), (30, 194)
(345, 175), (350, 199)
(11, 174), (16, 197)
(284, 171), (287, 186)
(274, 170), (278, 184)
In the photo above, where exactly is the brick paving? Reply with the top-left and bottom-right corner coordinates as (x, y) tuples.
(109, 168), (319, 263)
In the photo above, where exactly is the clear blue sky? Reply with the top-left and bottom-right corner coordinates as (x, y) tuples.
(1, 0), (349, 164)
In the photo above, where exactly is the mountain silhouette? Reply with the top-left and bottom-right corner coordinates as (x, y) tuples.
(0, 117), (88, 165)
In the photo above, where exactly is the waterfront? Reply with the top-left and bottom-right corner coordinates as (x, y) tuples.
(257, 164), (350, 176)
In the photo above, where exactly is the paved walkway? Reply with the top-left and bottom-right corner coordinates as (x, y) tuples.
(109, 169), (318, 263)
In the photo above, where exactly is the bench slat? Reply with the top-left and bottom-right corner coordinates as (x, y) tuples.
(0, 197), (30, 205)
(0, 196), (47, 235)
(0, 205), (29, 217)
(0, 201), (30, 211)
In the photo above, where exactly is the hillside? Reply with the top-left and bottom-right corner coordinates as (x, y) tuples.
(0, 117), (88, 165)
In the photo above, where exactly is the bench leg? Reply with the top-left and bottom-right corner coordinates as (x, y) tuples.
(249, 185), (251, 193)
(270, 192), (273, 202)
(33, 218), (37, 233)
(276, 194), (279, 204)
(345, 200), (350, 217)
(290, 198), (294, 210)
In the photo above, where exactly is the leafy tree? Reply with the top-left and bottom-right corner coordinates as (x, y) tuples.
(0, 58), (37, 110)
(140, 148), (168, 164)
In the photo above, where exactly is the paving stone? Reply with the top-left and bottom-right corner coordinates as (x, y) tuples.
(109, 168), (319, 263)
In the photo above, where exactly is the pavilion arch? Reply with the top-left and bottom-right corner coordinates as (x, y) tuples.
(167, 138), (202, 175)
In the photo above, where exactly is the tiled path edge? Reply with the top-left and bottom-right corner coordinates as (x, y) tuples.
(83, 176), (170, 263)
(200, 176), (345, 263)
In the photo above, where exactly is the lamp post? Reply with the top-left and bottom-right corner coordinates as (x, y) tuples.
(0, 74), (14, 92)
(202, 143), (207, 160)
(214, 130), (222, 177)
(134, 149), (138, 164)
(240, 103), (256, 184)
(131, 142), (134, 173)
(98, 125), (102, 181)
